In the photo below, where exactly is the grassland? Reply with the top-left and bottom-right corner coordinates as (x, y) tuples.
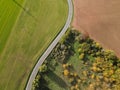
(0, 0), (25, 53)
(0, 0), (68, 90)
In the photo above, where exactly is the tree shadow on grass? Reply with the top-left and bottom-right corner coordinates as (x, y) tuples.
(47, 70), (68, 89)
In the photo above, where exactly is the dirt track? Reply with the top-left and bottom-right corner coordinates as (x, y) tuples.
(72, 0), (120, 57)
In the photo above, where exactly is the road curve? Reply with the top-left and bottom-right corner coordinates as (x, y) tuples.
(26, 0), (73, 89)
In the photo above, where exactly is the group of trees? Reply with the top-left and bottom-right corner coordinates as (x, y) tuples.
(32, 28), (120, 90)
(76, 32), (120, 90)
(32, 63), (50, 90)
(62, 63), (81, 90)
(50, 29), (78, 63)
(32, 29), (77, 90)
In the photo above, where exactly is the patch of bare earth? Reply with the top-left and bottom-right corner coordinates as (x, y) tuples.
(72, 0), (120, 57)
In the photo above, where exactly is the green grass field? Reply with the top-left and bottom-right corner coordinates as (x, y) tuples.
(0, 0), (25, 53)
(0, 0), (68, 89)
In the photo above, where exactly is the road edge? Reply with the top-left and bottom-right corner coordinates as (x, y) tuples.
(26, 0), (73, 89)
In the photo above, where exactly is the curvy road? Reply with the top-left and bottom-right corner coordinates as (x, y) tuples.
(26, 0), (73, 89)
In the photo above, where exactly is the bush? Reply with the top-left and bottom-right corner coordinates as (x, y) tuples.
(39, 64), (48, 73)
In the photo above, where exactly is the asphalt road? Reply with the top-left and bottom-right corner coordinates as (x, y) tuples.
(26, 0), (73, 89)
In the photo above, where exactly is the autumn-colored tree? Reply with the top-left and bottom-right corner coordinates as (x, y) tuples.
(63, 69), (69, 76)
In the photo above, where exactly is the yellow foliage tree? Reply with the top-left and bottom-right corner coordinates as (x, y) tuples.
(63, 69), (69, 76)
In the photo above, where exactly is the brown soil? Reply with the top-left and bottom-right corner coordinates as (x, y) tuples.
(72, 0), (120, 57)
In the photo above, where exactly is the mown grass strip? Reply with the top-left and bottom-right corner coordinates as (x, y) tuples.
(0, 0), (24, 53)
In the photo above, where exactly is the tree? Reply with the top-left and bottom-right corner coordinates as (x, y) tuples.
(63, 69), (69, 76)
(39, 64), (48, 73)
(79, 53), (84, 60)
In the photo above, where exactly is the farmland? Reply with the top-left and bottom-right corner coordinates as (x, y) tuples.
(72, 0), (120, 57)
(0, 0), (68, 90)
